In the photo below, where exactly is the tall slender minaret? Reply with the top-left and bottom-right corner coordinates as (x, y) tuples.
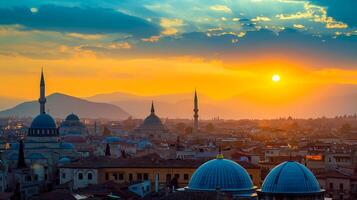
(193, 89), (199, 132)
(39, 68), (46, 114)
(151, 101), (155, 115)
(17, 139), (27, 169)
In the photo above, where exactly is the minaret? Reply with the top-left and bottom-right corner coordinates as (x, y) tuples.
(193, 90), (199, 132)
(39, 68), (46, 114)
(17, 140), (27, 169)
(151, 101), (155, 115)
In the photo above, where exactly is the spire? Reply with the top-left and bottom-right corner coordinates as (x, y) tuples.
(193, 89), (199, 132)
(17, 140), (27, 169)
(216, 145), (224, 159)
(40, 67), (45, 86)
(105, 143), (111, 156)
(39, 68), (46, 114)
(151, 101), (155, 115)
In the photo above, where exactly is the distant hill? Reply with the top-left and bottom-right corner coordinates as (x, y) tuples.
(87, 92), (219, 119)
(0, 96), (26, 111)
(0, 93), (130, 120)
(87, 84), (357, 119)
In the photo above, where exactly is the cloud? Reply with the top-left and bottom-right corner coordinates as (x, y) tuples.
(160, 18), (184, 35)
(66, 33), (104, 40)
(251, 16), (271, 22)
(0, 5), (160, 37)
(30, 7), (38, 13)
(310, 0), (357, 27)
(276, 2), (348, 29)
(293, 24), (305, 29)
(210, 5), (232, 13)
(142, 35), (161, 43)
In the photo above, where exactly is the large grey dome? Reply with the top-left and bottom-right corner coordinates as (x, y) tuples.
(31, 113), (56, 129)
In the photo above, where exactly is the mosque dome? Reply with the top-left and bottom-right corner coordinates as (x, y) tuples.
(261, 161), (322, 194)
(58, 157), (71, 165)
(31, 113), (56, 129)
(60, 142), (75, 149)
(65, 113), (80, 121)
(134, 102), (167, 134)
(188, 157), (254, 192)
(141, 114), (164, 128)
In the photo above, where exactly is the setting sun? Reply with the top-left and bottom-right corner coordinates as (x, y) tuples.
(272, 74), (280, 82)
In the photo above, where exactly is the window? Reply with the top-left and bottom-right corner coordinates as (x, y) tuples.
(339, 183), (343, 191)
(330, 182), (333, 189)
(62, 173), (66, 179)
(78, 173), (83, 180)
(137, 173), (142, 180)
(129, 173), (133, 181)
(118, 173), (124, 180)
(184, 174), (189, 180)
(113, 173), (118, 180)
(174, 174), (180, 179)
(88, 173), (93, 180)
(44, 174), (48, 180)
(105, 173), (109, 180)
(143, 173), (149, 180)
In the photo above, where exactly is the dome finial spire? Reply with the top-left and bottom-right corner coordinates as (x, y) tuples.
(151, 101), (155, 114)
(216, 145), (224, 159)
(39, 67), (46, 114)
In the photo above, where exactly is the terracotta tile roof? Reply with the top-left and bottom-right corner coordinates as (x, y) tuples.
(61, 156), (259, 170)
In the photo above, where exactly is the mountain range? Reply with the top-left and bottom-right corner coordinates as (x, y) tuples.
(1, 84), (357, 120)
(0, 93), (130, 120)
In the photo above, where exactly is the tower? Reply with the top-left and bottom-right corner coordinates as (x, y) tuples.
(17, 140), (27, 169)
(39, 68), (46, 114)
(193, 90), (199, 132)
(151, 101), (155, 115)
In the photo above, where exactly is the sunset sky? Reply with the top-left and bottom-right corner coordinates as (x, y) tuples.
(0, 0), (356, 105)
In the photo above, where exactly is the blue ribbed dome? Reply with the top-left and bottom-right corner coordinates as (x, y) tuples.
(261, 161), (321, 194)
(188, 158), (254, 192)
(65, 113), (80, 121)
(31, 113), (56, 129)
(60, 142), (75, 149)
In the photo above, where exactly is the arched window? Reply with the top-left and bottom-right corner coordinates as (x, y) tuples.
(87, 173), (93, 180)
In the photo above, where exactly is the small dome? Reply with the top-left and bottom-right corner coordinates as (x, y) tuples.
(188, 158), (254, 192)
(60, 142), (75, 149)
(58, 157), (71, 165)
(261, 161), (321, 194)
(31, 113), (56, 129)
(142, 114), (163, 127)
(65, 113), (80, 121)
